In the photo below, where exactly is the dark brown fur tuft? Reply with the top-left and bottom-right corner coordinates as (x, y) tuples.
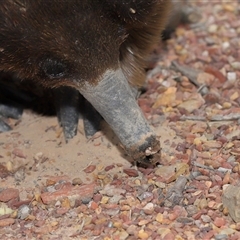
(0, 0), (171, 88)
(115, 0), (172, 86)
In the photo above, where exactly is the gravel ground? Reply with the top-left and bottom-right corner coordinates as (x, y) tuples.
(0, 1), (240, 239)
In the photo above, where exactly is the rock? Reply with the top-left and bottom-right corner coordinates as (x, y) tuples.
(227, 72), (237, 82)
(113, 230), (129, 240)
(126, 225), (138, 235)
(157, 228), (171, 239)
(143, 203), (154, 215)
(204, 66), (226, 83)
(155, 163), (189, 183)
(93, 193), (102, 203)
(0, 203), (13, 216)
(208, 24), (218, 33)
(201, 214), (211, 223)
(218, 228), (235, 236)
(197, 72), (215, 85)
(0, 164), (11, 178)
(152, 87), (177, 108)
(104, 165), (115, 171)
(177, 96), (205, 113)
(123, 168), (139, 177)
(12, 148), (26, 158)
(156, 213), (164, 223)
(163, 232), (175, 240)
(72, 177), (83, 186)
(0, 218), (15, 227)
(222, 184), (240, 222)
(138, 229), (149, 239)
(55, 207), (69, 216)
(14, 168), (26, 182)
(45, 179), (57, 186)
(213, 217), (226, 228)
(186, 205), (198, 217)
(89, 201), (98, 210)
(83, 165), (96, 173)
(17, 204), (31, 219)
(215, 234), (228, 240)
(230, 62), (240, 70)
(176, 217), (193, 224)
(99, 184), (126, 196)
(0, 188), (19, 202)
(41, 182), (95, 205)
(108, 195), (123, 204)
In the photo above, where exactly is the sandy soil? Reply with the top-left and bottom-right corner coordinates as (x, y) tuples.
(0, 111), (178, 192)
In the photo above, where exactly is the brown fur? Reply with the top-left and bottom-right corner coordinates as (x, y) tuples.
(0, 0), (171, 89)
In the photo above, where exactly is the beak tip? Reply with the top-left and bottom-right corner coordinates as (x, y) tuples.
(126, 135), (161, 167)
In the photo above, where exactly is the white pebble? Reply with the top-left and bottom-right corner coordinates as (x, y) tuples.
(17, 205), (31, 219)
(222, 41), (230, 49)
(227, 72), (236, 82)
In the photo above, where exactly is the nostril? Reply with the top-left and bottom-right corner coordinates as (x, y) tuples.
(40, 58), (67, 79)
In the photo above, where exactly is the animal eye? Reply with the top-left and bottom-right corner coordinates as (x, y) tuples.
(41, 58), (67, 78)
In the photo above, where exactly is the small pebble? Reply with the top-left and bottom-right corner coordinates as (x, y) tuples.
(0, 218), (15, 227)
(208, 24), (218, 33)
(72, 177), (83, 185)
(156, 213), (164, 223)
(0, 188), (19, 202)
(201, 214), (212, 223)
(227, 72), (237, 81)
(109, 195), (123, 204)
(138, 229), (149, 239)
(186, 205), (198, 217)
(143, 203), (154, 215)
(215, 234), (228, 240)
(17, 205), (31, 219)
(222, 41), (230, 49)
